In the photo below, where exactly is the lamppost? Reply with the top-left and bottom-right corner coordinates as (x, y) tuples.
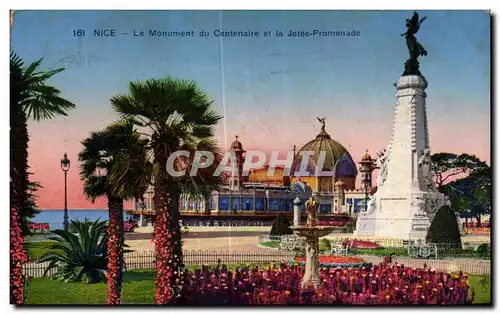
(61, 153), (70, 232)
(358, 150), (375, 213)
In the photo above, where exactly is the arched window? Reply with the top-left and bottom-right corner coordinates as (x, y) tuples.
(335, 153), (357, 177)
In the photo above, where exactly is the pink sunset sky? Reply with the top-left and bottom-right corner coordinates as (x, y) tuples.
(12, 10), (490, 209)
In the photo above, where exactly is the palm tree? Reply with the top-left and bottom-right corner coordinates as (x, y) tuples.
(10, 52), (75, 304)
(79, 120), (148, 304)
(108, 76), (224, 304)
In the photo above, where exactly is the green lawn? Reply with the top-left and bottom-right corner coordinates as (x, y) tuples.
(24, 241), (58, 260)
(25, 269), (490, 305)
(26, 270), (156, 304)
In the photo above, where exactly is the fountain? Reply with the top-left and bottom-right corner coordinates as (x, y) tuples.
(290, 192), (334, 289)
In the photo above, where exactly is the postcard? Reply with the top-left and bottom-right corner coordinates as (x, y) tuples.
(10, 10), (491, 306)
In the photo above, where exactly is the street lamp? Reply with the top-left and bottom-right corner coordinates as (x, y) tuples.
(358, 150), (375, 213)
(61, 153), (70, 232)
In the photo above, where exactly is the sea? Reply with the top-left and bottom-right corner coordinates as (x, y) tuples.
(32, 209), (135, 230)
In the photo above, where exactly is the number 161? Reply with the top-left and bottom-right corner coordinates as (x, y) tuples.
(73, 29), (85, 37)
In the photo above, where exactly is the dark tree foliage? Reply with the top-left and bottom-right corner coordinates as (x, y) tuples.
(270, 213), (293, 237)
(426, 205), (462, 248)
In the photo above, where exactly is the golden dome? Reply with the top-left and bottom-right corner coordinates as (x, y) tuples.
(361, 150), (372, 161)
(291, 119), (356, 177)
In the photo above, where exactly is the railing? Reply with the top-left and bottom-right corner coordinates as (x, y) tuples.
(181, 220), (273, 227)
(325, 237), (490, 249)
(23, 249), (490, 279)
(23, 250), (296, 279)
(360, 256), (491, 276)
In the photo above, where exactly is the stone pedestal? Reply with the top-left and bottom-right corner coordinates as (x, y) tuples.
(293, 197), (301, 227)
(291, 226), (333, 289)
(302, 236), (320, 289)
(354, 74), (447, 240)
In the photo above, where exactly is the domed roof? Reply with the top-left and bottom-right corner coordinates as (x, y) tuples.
(230, 135), (244, 151)
(334, 180), (345, 187)
(291, 119), (357, 177)
(361, 150), (372, 161)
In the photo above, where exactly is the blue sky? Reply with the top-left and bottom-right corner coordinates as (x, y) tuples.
(12, 10), (490, 120)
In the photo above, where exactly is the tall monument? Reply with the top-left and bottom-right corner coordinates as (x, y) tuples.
(354, 12), (447, 240)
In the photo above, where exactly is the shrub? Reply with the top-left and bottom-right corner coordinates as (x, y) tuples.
(270, 213), (293, 237)
(426, 205), (462, 248)
(476, 243), (490, 257)
(319, 238), (331, 252)
(345, 221), (355, 233)
(39, 219), (108, 283)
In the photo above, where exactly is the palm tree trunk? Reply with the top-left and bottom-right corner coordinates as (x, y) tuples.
(10, 107), (29, 304)
(106, 198), (124, 305)
(153, 154), (183, 304)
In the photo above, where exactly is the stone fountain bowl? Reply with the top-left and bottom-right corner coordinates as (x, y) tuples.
(290, 225), (334, 238)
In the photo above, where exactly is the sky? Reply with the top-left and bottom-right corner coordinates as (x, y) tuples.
(10, 10), (490, 209)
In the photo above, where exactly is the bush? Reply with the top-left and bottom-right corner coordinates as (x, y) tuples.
(39, 219), (108, 283)
(476, 243), (490, 257)
(345, 221), (355, 233)
(319, 238), (331, 252)
(270, 213), (293, 237)
(426, 205), (462, 248)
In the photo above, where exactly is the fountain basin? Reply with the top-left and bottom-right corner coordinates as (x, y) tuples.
(290, 225), (334, 238)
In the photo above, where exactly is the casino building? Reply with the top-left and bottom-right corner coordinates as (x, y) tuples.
(129, 119), (377, 227)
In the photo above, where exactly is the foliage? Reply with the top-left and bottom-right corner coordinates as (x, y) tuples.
(475, 244), (490, 258)
(79, 120), (149, 304)
(345, 221), (356, 233)
(23, 269), (490, 305)
(22, 180), (42, 236)
(431, 153), (491, 224)
(319, 238), (331, 252)
(108, 76), (224, 304)
(24, 241), (59, 260)
(10, 52), (75, 304)
(270, 213), (293, 237)
(441, 171), (491, 223)
(39, 219), (108, 284)
(431, 153), (488, 188)
(426, 206), (462, 248)
(68, 218), (95, 233)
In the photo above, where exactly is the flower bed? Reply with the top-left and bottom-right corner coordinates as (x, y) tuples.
(124, 221), (138, 233)
(28, 222), (50, 234)
(349, 239), (381, 249)
(164, 261), (472, 304)
(317, 221), (348, 227)
(291, 256), (367, 268)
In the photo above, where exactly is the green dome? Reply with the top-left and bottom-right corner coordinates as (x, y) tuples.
(291, 129), (356, 177)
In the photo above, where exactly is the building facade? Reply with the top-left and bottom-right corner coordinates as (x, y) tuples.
(131, 120), (377, 225)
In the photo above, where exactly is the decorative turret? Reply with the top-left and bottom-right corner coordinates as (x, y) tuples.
(359, 150), (376, 190)
(332, 180), (345, 213)
(229, 135), (246, 191)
